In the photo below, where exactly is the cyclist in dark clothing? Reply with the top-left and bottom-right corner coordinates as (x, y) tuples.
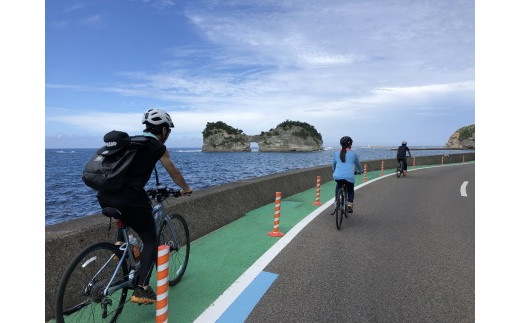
(396, 141), (412, 175)
(97, 108), (193, 304)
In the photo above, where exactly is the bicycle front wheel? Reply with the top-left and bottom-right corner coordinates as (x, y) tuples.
(158, 213), (190, 286)
(55, 242), (129, 323)
(335, 192), (344, 230)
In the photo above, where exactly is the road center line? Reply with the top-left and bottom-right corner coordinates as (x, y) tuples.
(460, 181), (469, 197)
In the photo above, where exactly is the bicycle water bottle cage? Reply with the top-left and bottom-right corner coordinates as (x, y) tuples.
(102, 207), (122, 219)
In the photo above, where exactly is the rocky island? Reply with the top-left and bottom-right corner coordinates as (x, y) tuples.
(201, 121), (251, 152)
(201, 120), (323, 152)
(445, 124), (475, 149)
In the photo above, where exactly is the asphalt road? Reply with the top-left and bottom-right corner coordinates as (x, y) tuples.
(247, 164), (475, 322)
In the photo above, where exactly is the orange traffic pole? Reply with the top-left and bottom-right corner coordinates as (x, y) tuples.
(413, 157), (416, 169)
(269, 192), (284, 237)
(313, 176), (322, 206)
(363, 163), (367, 182)
(380, 160), (384, 176)
(441, 155), (444, 165)
(156, 245), (169, 323)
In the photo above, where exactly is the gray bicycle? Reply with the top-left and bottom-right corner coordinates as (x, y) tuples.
(55, 173), (190, 323)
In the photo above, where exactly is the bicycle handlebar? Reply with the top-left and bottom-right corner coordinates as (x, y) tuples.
(146, 185), (182, 202)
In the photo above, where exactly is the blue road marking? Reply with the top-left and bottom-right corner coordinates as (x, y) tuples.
(217, 271), (278, 323)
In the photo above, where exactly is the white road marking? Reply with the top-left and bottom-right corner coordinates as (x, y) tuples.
(460, 181), (469, 197)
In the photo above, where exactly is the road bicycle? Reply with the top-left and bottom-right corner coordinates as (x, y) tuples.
(396, 159), (406, 178)
(55, 170), (190, 323)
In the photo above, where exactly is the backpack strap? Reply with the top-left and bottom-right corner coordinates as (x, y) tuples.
(128, 135), (153, 149)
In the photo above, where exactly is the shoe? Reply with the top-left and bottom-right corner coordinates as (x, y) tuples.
(130, 286), (156, 304)
(347, 203), (353, 213)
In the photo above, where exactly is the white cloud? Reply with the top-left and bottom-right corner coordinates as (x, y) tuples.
(296, 52), (359, 67)
(51, 20), (68, 28)
(374, 82), (474, 96)
(80, 14), (106, 29)
(47, 79), (473, 143)
(64, 3), (85, 13)
(48, 112), (143, 134)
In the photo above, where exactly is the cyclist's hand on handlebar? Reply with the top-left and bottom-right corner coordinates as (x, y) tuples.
(180, 188), (193, 196)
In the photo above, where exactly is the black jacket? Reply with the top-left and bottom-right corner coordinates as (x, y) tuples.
(396, 145), (411, 159)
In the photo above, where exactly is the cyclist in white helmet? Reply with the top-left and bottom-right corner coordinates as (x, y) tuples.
(97, 108), (193, 304)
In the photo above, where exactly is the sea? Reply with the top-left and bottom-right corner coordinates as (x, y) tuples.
(45, 147), (472, 226)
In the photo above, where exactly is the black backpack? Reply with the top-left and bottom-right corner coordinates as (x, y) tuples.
(82, 131), (150, 192)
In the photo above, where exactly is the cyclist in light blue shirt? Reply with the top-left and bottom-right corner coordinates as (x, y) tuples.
(332, 136), (362, 213)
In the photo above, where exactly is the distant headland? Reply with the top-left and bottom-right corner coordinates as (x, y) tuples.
(390, 124), (475, 151)
(445, 124), (475, 149)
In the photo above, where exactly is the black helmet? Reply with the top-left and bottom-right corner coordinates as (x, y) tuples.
(340, 136), (353, 147)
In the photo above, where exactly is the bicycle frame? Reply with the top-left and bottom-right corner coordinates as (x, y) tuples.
(102, 225), (140, 297)
(153, 203), (167, 233)
(153, 203), (180, 252)
(100, 202), (178, 298)
(335, 184), (348, 212)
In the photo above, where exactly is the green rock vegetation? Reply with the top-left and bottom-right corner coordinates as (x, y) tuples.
(456, 124), (475, 142)
(268, 120), (323, 141)
(202, 121), (244, 138)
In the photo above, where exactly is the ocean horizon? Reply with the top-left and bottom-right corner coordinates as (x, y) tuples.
(46, 147), (472, 226)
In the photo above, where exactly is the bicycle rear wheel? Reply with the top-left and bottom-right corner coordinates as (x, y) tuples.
(397, 161), (403, 178)
(158, 213), (190, 286)
(55, 242), (129, 323)
(335, 191), (344, 230)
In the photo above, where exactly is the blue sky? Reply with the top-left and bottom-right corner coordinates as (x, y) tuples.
(45, 0), (475, 148)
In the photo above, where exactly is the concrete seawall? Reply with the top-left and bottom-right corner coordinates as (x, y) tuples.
(45, 153), (474, 320)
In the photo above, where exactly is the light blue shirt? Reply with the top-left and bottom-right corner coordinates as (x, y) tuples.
(332, 149), (362, 183)
(142, 131), (158, 139)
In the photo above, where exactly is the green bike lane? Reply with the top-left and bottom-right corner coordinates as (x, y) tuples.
(116, 163), (471, 322)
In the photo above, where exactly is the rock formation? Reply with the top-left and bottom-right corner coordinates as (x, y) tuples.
(201, 120), (323, 152)
(201, 121), (251, 152)
(446, 124), (475, 149)
(254, 120), (323, 152)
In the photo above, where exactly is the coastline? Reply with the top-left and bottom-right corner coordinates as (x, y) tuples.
(390, 147), (472, 151)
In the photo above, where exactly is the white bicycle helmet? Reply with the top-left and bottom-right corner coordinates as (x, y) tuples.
(142, 108), (174, 128)
(402, 140), (407, 145)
